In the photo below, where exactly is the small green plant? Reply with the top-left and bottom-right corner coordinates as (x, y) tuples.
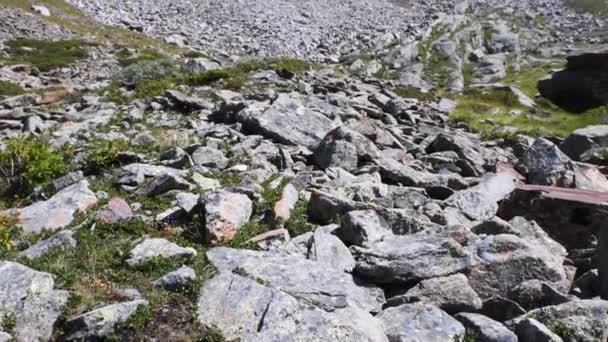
(0, 213), (21, 258)
(393, 86), (435, 101)
(0, 137), (67, 196)
(270, 58), (314, 76)
(5, 38), (90, 71)
(100, 82), (130, 104)
(87, 139), (128, 170)
(284, 198), (314, 237)
(135, 78), (174, 98)
(0, 80), (24, 96)
(1, 312), (17, 334)
(118, 49), (166, 67)
(188, 60), (261, 89)
(116, 58), (180, 87)
(183, 50), (208, 58)
(124, 305), (153, 330)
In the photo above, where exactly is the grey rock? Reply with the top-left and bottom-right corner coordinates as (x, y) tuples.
(508, 299), (608, 341)
(273, 183), (299, 223)
(237, 93), (338, 150)
(184, 57), (221, 73)
(133, 173), (191, 196)
(377, 303), (465, 342)
(455, 313), (517, 342)
(201, 190), (253, 245)
(190, 173), (221, 191)
(512, 318), (564, 342)
(288, 225), (356, 272)
(351, 233), (472, 285)
(12, 180), (97, 234)
(17, 230), (76, 260)
(153, 265), (196, 290)
(191, 146), (229, 169)
(560, 124), (608, 161)
(176, 192), (199, 213)
(339, 210), (391, 247)
(388, 273), (483, 314)
(126, 238), (197, 266)
(50, 171), (84, 192)
(166, 90), (213, 111)
(508, 280), (569, 310)
(314, 126), (380, 171)
(62, 300), (148, 340)
(197, 273), (388, 341)
(96, 197), (133, 224)
(206, 247), (384, 313)
(0, 331), (11, 342)
(524, 138), (576, 187)
(118, 163), (186, 186)
(468, 234), (569, 299)
(481, 296), (527, 322)
(0, 261), (69, 342)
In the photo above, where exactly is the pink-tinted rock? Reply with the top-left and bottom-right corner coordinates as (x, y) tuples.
(96, 198), (133, 224)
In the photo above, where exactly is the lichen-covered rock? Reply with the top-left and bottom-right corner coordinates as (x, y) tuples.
(197, 273), (388, 341)
(0, 261), (69, 341)
(17, 230), (76, 260)
(201, 190), (253, 245)
(126, 238), (197, 266)
(377, 303), (465, 341)
(62, 300), (148, 340)
(12, 180), (97, 233)
(455, 313), (517, 342)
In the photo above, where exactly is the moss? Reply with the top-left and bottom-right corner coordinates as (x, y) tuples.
(0, 80), (24, 96)
(393, 85), (435, 101)
(4, 38), (90, 72)
(0, 312), (16, 335)
(284, 198), (315, 237)
(546, 321), (577, 340)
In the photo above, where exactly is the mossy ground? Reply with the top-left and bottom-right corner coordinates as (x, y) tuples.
(0, 80), (24, 96)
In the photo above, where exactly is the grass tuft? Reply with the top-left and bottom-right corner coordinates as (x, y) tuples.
(4, 38), (90, 71)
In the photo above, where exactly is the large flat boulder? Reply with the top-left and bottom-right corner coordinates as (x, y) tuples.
(0, 261), (69, 341)
(12, 180), (97, 234)
(197, 273), (388, 341)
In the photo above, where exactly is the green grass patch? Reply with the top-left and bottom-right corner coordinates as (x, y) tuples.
(118, 49), (166, 67)
(87, 139), (129, 171)
(0, 80), (24, 96)
(270, 57), (316, 76)
(188, 59), (261, 90)
(4, 38), (90, 71)
(393, 85), (435, 101)
(135, 78), (174, 99)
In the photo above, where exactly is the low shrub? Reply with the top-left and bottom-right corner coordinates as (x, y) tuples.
(87, 139), (129, 170)
(4, 38), (90, 71)
(115, 58), (180, 88)
(0, 80), (24, 96)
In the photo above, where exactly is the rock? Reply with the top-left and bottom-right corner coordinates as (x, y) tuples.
(351, 233), (472, 284)
(96, 197), (133, 224)
(184, 57), (220, 73)
(166, 90), (213, 111)
(272, 183), (299, 223)
(481, 296), (527, 322)
(444, 172), (517, 221)
(0, 261), (69, 341)
(560, 124), (608, 161)
(508, 280), (569, 310)
(377, 303), (465, 342)
(0, 332), (11, 342)
(197, 273), (388, 341)
(314, 126), (380, 171)
(191, 173), (221, 191)
(426, 132), (487, 176)
(176, 192), (199, 213)
(508, 299), (608, 341)
(17, 230), (76, 260)
(282, 225), (355, 272)
(387, 273), (483, 314)
(575, 269), (600, 298)
(201, 190), (253, 245)
(538, 47), (608, 113)
(126, 238), (197, 266)
(455, 313), (518, 342)
(62, 300), (148, 340)
(206, 247), (384, 312)
(133, 173), (191, 196)
(191, 146), (229, 169)
(237, 93), (338, 150)
(12, 180), (97, 234)
(50, 171), (84, 192)
(467, 234), (568, 300)
(512, 318), (564, 342)
(524, 138), (576, 187)
(31, 5), (51, 16)
(339, 210), (391, 247)
(153, 265), (196, 290)
(118, 163), (186, 186)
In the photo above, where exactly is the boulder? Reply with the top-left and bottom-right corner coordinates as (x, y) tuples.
(17, 230), (76, 260)
(272, 183), (299, 223)
(314, 126), (380, 171)
(206, 247), (384, 313)
(467, 234), (569, 300)
(351, 233), (472, 284)
(126, 238), (197, 266)
(62, 300), (148, 340)
(387, 273), (483, 314)
(201, 190), (253, 245)
(133, 173), (192, 196)
(377, 303), (465, 342)
(512, 318), (564, 342)
(12, 180), (97, 234)
(0, 261), (69, 341)
(507, 280), (569, 310)
(560, 124), (608, 161)
(455, 313), (517, 342)
(508, 299), (608, 341)
(236, 93), (338, 150)
(197, 273), (388, 341)
(339, 210), (391, 247)
(153, 265), (196, 290)
(96, 197), (133, 224)
(166, 90), (213, 111)
(191, 146), (229, 169)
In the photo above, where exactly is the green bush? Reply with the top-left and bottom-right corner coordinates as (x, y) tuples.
(135, 79), (174, 98)
(118, 49), (167, 67)
(270, 58), (313, 76)
(188, 60), (261, 89)
(0, 213), (20, 259)
(0, 81), (24, 96)
(4, 38), (89, 71)
(115, 58), (180, 87)
(0, 137), (67, 195)
(87, 139), (129, 170)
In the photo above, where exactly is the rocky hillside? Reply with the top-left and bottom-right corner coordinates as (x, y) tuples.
(1, 0), (608, 341)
